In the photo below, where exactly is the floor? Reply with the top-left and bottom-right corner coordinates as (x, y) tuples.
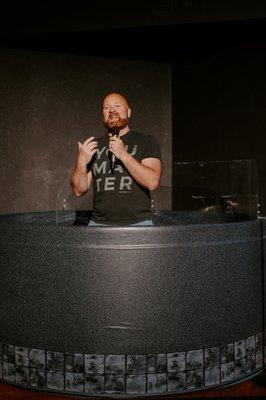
(0, 372), (266, 399)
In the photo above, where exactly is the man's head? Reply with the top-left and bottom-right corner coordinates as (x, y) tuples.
(102, 93), (131, 130)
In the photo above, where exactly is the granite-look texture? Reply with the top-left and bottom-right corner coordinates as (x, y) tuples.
(0, 214), (262, 355)
(0, 213), (263, 395)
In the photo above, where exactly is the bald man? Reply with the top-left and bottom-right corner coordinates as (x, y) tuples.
(70, 93), (162, 226)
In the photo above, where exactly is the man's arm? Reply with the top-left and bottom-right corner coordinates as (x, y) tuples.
(109, 136), (161, 191)
(121, 154), (161, 191)
(70, 137), (98, 196)
(70, 166), (92, 197)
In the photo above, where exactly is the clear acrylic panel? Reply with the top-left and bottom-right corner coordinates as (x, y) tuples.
(56, 183), (92, 226)
(151, 159), (258, 224)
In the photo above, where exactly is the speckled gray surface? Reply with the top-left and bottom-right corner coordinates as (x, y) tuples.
(0, 213), (263, 395)
(0, 213), (262, 355)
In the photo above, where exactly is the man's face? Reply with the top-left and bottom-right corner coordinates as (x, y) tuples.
(102, 94), (131, 130)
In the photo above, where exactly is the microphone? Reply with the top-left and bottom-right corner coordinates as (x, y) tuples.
(109, 126), (120, 171)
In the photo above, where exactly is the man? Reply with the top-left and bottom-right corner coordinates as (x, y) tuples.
(70, 92), (162, 226)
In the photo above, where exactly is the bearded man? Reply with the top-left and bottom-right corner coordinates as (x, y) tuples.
(70, 92), (162, 226)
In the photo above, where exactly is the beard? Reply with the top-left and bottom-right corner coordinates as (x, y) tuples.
(103, 113), (129, 130)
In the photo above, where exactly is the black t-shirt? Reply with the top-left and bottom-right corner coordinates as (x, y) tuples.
(91, 130), (161, 225)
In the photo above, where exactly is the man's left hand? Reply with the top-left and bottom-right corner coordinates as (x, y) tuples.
(109, 136), (127, 160)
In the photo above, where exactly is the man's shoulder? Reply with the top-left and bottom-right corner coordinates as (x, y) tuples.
(131, 131), (161, 160)
(128, 131), (156, 143)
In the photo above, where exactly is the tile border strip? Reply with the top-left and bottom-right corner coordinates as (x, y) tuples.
(0, 332), (263, 395)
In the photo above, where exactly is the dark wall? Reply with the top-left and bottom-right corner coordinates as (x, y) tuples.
(172, 45), (266, 213)
(0, 48), (171, 214)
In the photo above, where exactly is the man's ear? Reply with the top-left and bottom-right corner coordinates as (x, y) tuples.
(128, 107), (132, 118)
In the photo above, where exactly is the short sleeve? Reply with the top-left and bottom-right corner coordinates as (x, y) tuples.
(142, 135), (161, 160)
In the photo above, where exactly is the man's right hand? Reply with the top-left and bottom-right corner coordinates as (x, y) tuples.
(77, 137), (98, 166)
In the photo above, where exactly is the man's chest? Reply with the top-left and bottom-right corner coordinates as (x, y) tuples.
(92, 143), (139, 193)
(93, 141), (142, 174)
(92, 140), (143, 194)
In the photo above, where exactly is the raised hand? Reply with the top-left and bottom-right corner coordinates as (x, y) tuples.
(77, 137), (98, 166)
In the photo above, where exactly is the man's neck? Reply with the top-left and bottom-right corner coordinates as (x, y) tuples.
(119, 126), (130, 137)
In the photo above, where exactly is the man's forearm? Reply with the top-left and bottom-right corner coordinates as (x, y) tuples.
(70, 163), (89, 196)
(120, 153), (159, 191)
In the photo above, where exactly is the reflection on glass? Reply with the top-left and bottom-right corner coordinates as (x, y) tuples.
(151, 159), (257, 225)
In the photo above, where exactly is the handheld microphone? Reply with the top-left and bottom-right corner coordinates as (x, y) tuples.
(109, 126), (120, 171)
